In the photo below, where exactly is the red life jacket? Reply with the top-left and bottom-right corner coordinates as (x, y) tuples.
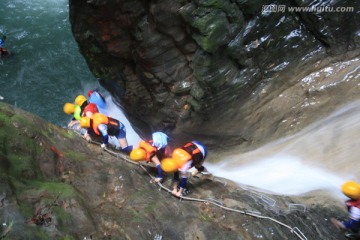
(346, 199), (360, 212)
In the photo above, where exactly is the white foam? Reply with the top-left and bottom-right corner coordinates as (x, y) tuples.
(104, 96), (141, 147)
(206, 155), (346, 199)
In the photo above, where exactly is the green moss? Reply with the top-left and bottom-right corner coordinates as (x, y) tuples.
(30, 181), (77, 199)
(61, 236), (77, 240)
(54, 207), (74, 231)
(195, 0), (225, 8)
(64, 150), (89, 161)
(18, 201), (35, 219)
(7, 153), (37, 177)
(199, 213), (211, 222)
(190, 9), (229, 52)
(144, 201), (160, 213)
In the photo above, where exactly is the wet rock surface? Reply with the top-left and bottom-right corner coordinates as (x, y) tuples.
(69, 0), (360, 151)
(0, 102), (349, 239)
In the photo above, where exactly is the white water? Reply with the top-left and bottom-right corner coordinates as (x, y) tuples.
(207, 100), (360, 199)
(77, 82), (142, 148)
(105, 96), (141, 147)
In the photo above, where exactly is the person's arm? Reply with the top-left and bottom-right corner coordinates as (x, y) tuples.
(83, 129), (91, 142)
(330, 218), (346, 231)
(98, 124), (109, 148)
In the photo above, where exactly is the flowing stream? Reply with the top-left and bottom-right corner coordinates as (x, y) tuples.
(207, 99), (360, 199)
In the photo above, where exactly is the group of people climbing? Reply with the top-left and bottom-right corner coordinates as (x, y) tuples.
(63, 90), (209, 197)
(63, 90), (133, 153)
(129, 132), (208, 197)
(63, 90), (360, 236)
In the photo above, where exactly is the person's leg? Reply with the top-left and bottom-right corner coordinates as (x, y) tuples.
(116, 122), (132, 152)
(151, 156), (163, 182)
(118, 138), (129, 149)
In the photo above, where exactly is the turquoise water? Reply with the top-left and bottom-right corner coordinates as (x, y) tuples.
(0, 0), (97, 126)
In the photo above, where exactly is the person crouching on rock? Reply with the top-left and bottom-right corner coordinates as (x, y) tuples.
(129, 132), (170, 183)
(331, 181), (360, 239)
(63, 101), (99, 129)
(63, 95), (92, 128)
(161, 141), (209, 197)
(79, 113), (133, 154)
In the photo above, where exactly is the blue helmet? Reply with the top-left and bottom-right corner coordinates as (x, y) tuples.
(152, 132), (169, 150)
(192, 141), (207, 159)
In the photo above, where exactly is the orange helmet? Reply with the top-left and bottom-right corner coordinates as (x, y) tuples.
(80, 117), (91, 128)
(130, 148), (146, 161)
(75, 95), (87, 106)
(63, 103), (75, 115)
(342, 181), (360, 199)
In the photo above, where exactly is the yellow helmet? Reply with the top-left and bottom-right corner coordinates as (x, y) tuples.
(130, 148), (146, 161)
(161, 158), (178, 173)
(80, 117), (91, 128)
(63, 103), (75, 115)
(75, 95), (87, 106)
(342, 181), (360, 199)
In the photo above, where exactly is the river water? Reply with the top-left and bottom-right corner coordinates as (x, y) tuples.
(1, 0), (359, 199)
(0, 0), (94, 126)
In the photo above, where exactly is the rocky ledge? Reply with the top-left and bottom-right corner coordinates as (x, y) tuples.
(0, 102), (348, 239)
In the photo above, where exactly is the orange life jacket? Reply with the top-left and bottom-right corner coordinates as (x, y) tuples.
(139, 141), (157, 161)
(92, 113), (119, 135)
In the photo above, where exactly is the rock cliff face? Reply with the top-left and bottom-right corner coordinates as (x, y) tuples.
(69, 0), (360, 150)
(0, 102), (348, 239)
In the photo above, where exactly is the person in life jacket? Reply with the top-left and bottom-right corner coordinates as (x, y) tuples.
(160, 141), (209, 197)
(129, 132), (170, 183)
(331, 181), (360, 238)
(79, 112), (133, 153)
(88, 90), (107, 114)
(63, 95), (98, 128)
(0, 35), (9, 58)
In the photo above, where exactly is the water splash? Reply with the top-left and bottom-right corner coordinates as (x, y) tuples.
(207, 100), (360, 198)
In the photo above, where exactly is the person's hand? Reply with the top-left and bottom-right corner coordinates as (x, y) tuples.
(151, 178), (162, 183)
(191, 169), (199, 177)
(67, 121), (74, 128)
(330, 218), (345, 231)
(84, 134), (91, 142)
